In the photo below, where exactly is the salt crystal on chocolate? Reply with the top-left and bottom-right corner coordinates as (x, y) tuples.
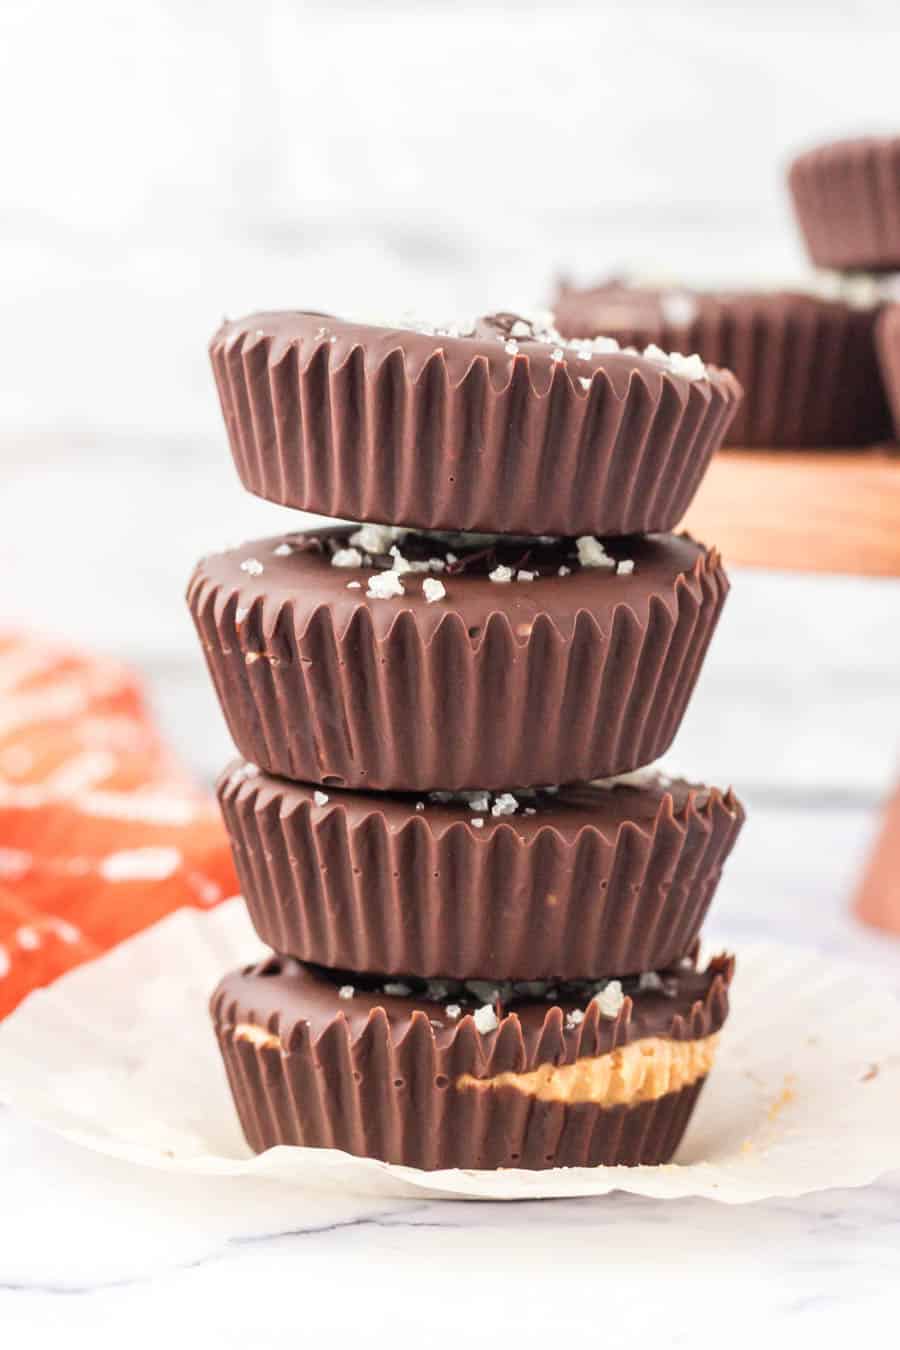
(576, 536), (615, 569)
(489, 565), (513, 583)
(473, 1004), (499, 1034)
(593, 980), (625, 1018)
(366, 571), (405, 599)
(331, 547), (363, 568)
(422, 577), (446, 603)
(240, 558), (263, 576)
(491, 792), (519, 817)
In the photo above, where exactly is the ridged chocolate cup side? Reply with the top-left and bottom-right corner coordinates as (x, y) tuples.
(789, 136), (900, 272)
(187, 531), (729, 791)
(218, 764), (745, 979)
(210, 955), (732, 1170)
(209, 311), (741, 536)
(553, 286), (890, 448)
(876, 304), (900, 437)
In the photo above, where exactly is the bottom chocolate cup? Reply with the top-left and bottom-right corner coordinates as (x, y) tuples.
(211, 953), (732, 1170)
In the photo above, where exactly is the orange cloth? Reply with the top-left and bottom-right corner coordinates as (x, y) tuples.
(0, 633), (237, 1016)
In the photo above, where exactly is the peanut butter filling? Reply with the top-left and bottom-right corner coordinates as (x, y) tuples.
(456, 1034), (718, 1106)
(233, 1022), (281, 1050)
(231, 1021), (717, 1108)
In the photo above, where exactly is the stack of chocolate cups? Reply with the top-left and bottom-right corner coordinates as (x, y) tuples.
(188, 311), (746, 1171)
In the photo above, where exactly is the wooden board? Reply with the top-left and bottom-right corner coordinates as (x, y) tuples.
(681, 447), (900, 577)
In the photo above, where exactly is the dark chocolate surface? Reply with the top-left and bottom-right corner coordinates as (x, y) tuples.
(188, 528), (727, 789)
(209, 309), (741, 535)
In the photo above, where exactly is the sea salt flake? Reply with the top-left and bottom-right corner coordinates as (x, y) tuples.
(516, 569), (536, 582)
(491, 792), (519, 817)
(616, 559), (635, 576)
(383, 982), (412, 997)
(366, 571), (405, 599)
(467, 792), (490, 813)
(557, 565), (571, 577)
(565, 1008), (585, 1030)
(389, 544), (413, 575)
(346, 580), (362, 589)
(470, 817), (484, 828)
(668, 351), (707, 381)
(445, 1003), (462, 1020)
(415, 801), (425, 812)
(550, 347), (564, 363)
(338, 985), (355, 1000)
(427, 980), (449, 1000)
(422, 577), (446, 603)
(576, 536), (615, 569)
(350, 523), (407, 555)
(473, 1004), (499, 1034)
(331, 547), (363, 568)
(489, 565), (513, 584)
(504, 339), (519, 355)
(313, 790), (329, 806)
(578, 376), (592, 391)
(639, 972), (665, 993)
(510, 319), (531, 338)
(273, 543), (293, 557)
(593, 980), (625, 1018)
(240, 558), (264, 576)
(642, 343), (670, 366)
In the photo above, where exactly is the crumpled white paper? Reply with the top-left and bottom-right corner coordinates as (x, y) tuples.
(1, 899), (898, 1203)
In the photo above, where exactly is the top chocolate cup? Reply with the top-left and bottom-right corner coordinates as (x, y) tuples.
(789, 136), (900, 272)
(553, 282), (890, 448)
(209, 311), (741, 537)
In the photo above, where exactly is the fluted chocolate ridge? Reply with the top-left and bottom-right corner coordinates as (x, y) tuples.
(218, 763), (744, 979)
(187, 529), (729, 791)
(209, 311), (741, 536)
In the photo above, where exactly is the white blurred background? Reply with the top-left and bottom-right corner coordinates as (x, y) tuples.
(2, 1), (899, 949)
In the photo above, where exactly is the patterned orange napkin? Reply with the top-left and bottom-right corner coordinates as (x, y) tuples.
(0, 633), (236, 1016)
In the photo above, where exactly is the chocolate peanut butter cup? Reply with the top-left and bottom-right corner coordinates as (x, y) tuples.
(211, 952), (732, 1169)
(219, 761), (744, 980)
(209, 310), (741, 536)
(188, 527), (728, 791)
(875, 303), (900, 437)
(789, 136), (900, 273)
(553, 283), (890, 448)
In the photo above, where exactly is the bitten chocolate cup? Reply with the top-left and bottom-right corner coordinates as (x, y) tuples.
(187, 528), (729, 791)
(218, 762), (744, 980)
(789, 136), (900, 273)
(553, 283), (890, 448)
(876, 304), (900, 438)
(209, 311), (741, 536)
(210, 953), (733, 1170)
